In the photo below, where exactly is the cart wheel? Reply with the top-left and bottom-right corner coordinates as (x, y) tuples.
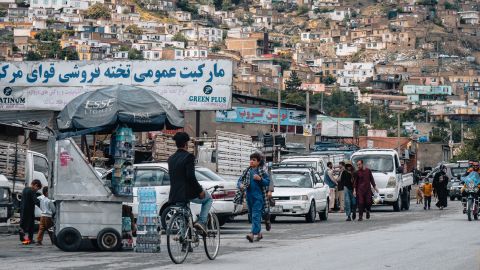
(57, 227), (82, 252)
(97, 228), (121, 251)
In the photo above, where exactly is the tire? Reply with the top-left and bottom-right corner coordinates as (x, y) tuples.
(270, 215), (277, 223)
(161, 206), (177, 230)
(467, 198), (473, 221)
(167, 212), (190, 264)
(450, 196), (455, 201)
(56, 227), (82, 252)
(97, 228), (122, 251)
(319, 199), (329, 221)
(305, 201), (316, 223)
(402, 189), (410, 211)
(393, 195), (401, 212)
(203, 213), (220, 260)
(217, 216), (227, 227)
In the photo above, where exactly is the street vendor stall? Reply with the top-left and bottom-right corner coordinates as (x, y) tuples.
(49, 85), (183, 252)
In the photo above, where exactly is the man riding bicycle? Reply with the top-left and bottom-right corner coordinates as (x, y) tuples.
(168, 132), (212, 235)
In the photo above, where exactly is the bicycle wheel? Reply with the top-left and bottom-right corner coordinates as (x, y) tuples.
(167, 212), (190, 264)
(203, 213), (220, 260)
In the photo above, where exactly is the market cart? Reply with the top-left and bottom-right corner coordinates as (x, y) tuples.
(49, 85), (184, 252)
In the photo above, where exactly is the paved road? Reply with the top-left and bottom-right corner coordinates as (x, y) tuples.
(0, 199), (477, 270)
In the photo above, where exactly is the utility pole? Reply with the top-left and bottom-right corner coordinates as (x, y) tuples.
(397, 113), (401, 156)
(306, 90), (310, 151)
(461, 116), (464, 146)
(320, 92), (324, 113)
(449, 122), (453, 160)
(369, 105), (372, 125)
(277, 87), (281, 162)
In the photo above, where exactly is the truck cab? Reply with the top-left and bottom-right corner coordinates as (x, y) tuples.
(351, 149), (413, 212)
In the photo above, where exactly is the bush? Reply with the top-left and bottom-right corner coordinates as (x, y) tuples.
(296, 5), (309, 16)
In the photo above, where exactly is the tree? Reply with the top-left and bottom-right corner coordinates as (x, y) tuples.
(285, 92), (306, 107)
(59, 47), (79, 60)
(211, 44), (221, 53)
(297, 5), (309, 16)
(172, 33), (188, 45)
(324, 75), (336, 85)
(125, 25), (143, 35)
(25, 51), (42, 61)
(285, 71), (302, 92)
(85, 3), (111, 20)
(128, 48), (144, 60)
(34, 29), (62, 59)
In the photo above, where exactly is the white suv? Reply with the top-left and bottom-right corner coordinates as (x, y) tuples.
(129, 163), (236, 226)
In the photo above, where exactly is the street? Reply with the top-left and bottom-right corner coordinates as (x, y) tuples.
(1, 199), (478, 270)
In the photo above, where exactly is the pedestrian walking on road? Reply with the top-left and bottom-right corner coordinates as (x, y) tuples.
(237, 152), (270, 242)
(354, 160), (378, 221)
(341, 162), (357, 221)
(433, 165), (449, 210)
(36, 187), (55, 245)
(422, 179), (433, 210)
(324, 162), (338, 213)
(20, 179), (42, 245)
(337, 162), (346, 213)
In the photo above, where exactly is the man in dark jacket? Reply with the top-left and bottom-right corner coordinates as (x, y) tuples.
(168, 132), (212, 233)
(354, 160), (378, 221)
(20, 179), (42, 244)
(433, 165), (448, 210)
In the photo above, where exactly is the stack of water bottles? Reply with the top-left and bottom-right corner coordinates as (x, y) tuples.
(135, 187), (161, 253)
(111, 127), (135, 196)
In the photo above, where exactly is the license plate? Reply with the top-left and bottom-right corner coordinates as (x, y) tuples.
(0, 207), (7, 218)
(271, 206), (283, 213)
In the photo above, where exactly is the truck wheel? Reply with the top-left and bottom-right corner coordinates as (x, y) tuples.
(305, 201), (316, 223)
(57, 227), (82, 252)
(97, 228), (122, 251)
(393, 196), (401, 212)
(402, 189), (410, 210)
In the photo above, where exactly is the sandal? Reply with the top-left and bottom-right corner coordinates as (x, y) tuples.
(246, 234), (254, 243)
(256, 234), (263, 242)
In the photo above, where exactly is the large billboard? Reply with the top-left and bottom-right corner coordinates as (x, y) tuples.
(216, 107), (306, 126)
(0, 60), (233, 111)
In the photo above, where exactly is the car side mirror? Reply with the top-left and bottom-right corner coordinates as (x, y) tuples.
(315, 183), (324, 188)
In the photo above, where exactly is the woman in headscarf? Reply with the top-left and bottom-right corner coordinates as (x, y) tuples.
(433, 164), (449, 210)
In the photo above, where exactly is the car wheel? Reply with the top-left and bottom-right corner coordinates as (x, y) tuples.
(402, 189), (410, 210)
(56, 227), (82, 252)
(305, 201), (316, 223)
(217, 216), (227, 227)
(393, 196), (401, 212)
(161, 205), (177, 230)
(270, 215), (276, 223)
(97, 228), (122, 251)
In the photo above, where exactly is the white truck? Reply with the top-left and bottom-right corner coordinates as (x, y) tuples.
(350, 149), (413, 212)
(281, 153), (346, 180)
(0, 141), (49, 220)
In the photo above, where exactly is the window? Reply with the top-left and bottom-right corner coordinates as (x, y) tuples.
(33, 155), (49, 179)
(134, 169), (169, 187)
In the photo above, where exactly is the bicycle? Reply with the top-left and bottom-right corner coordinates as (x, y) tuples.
(166, 185), (221, 264)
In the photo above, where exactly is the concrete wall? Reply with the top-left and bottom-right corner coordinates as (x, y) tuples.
(416, 143), (450, 170)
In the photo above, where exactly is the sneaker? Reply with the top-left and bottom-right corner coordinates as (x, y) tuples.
(266, 221), (271, 232)
(36, 242), (43, 246)
(424, 207), (426, 210)
(358, 218), (363, 221)
(246, 234), (254, 243)
(352, 212), (356, 220)
(194, 222), (207, 235)
(366, 211), (370, 220)
(255, 234), (263, 242)
(346, 217), (352, 221)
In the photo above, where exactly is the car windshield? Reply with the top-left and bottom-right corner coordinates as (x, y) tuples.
(352, 155), (394, 173)
(451, 167), (467, 178)
(195, 168), (224, 182)
(134, 169), (169, 187)
(282, 161), (317, 169)
(272, 171), (312, 188)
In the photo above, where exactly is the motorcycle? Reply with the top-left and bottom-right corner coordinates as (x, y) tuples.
(461, 172), (480, 221)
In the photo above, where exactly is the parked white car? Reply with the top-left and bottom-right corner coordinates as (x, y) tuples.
(128, 163), (236, 226)
(270, 164), (330, 223)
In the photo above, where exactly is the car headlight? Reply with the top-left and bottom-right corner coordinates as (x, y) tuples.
(0, 188), (9, 201)
(450, 187), (455, 191)
(290, 195), (308, 201)
(386, 176), (397, 188)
